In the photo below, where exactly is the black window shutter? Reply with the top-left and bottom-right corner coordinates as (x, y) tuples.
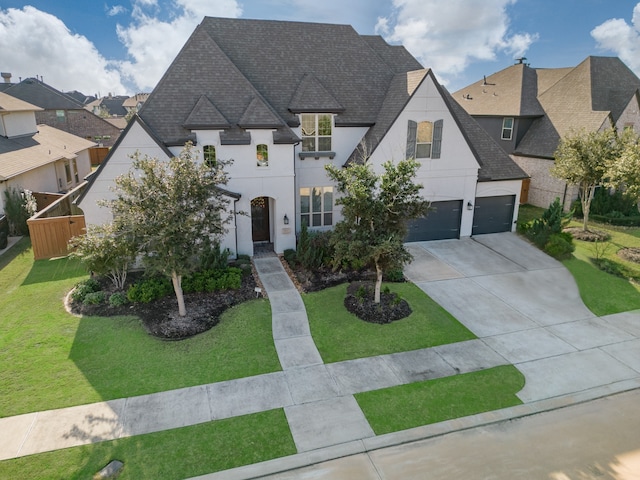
(432, 119), (443, 159)
(406, 120), (417, 160)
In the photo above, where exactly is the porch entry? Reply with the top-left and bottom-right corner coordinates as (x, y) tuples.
(251, 196), (270, 242)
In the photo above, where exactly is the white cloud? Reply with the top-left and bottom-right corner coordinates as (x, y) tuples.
(591, 3), (640, 73)
(106, 5), (127, 16)
(0, 6), (126, 95)
(116, 0), (242, 91)
(376, 0), (537, 84)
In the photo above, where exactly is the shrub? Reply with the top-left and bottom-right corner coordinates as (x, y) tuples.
(127, 276), (173, 303)
(182, 267), (242, 294)
(71, 278), (101, 303)
(297, 225), (333, 270)
(522, 198), (571, 248)
(109, 292), (128, 307)
(544, 232), (575, 259)
(200, 240), (231, 270)
(384, 268), (405, 282)
(0, 231), (7, 250)
(283, 248), (298, 267)
(3, 187), (37, 236)
(83, 291), (107, 305)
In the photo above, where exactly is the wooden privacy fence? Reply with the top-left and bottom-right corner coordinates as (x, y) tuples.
(27, 182), (88, 260)
(89, 147), (109, 166)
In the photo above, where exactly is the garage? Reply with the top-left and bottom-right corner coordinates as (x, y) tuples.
(472, 195), (515, 235)
(406, 200), (462, 242)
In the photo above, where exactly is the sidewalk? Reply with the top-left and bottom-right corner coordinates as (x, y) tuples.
(1, 233), (639, 479)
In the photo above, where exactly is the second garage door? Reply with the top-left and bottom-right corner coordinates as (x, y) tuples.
(406, 200), (462, 242)
(472, 195), (515, 235)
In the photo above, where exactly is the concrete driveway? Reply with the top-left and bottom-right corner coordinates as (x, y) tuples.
(405, 233), (640, 403)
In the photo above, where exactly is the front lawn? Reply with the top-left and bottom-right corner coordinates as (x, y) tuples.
(0, 239), (280, 418)
(303, 282), (476, 364)
(0, 409), (295, 480)
(356, 365), (524, 434)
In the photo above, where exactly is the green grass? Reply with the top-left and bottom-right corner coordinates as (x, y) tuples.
(304, 282), (475, 363)
(0, 239), (281, 417)
(0, 409), (295, 480)
(356, 365), (525, 435)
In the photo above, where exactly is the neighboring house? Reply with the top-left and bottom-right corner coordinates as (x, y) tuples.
(122, 93), (149, 115)
(0, 75), (122, 147)
(453, 56), (640, 209)
(64, 90), (97, 106)
(87, 94), (129, 118)
(78, 17), (527, 257)
(0, 92), (95, 213)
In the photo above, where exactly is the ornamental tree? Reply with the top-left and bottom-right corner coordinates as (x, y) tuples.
(105, 142), (232, 316)
(606, 129), (640, 201)
(325, 157), (430, 303)
(551, 127), (620, 231)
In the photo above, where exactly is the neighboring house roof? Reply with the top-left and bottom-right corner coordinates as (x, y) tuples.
(97, 95), (129, 116)
(3, 78), (84, 110)
(0, 91), (42, 112)
(455, 56), (640, 159)
(453, 63), (545, 117)
(138, 17), (423, 146)
(122, 93), (149, 108)
(65, 90), (97, 105)
(0, 124), (95, 180)
(104, 116), (128, 130)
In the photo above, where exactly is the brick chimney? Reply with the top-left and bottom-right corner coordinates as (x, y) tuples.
(1, 72), (11, 83)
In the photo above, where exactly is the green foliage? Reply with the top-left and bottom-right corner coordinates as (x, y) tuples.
(383, 268), (405, 282)
(521, 198), (571, 247)
(182, 267), (242, 294)
(127, 276), (173, 303)
(70, 278), (101, 303)
(3, 187), (37, 236)
(105, 142), (232, 316)
(200, 240), (231, 270)
(83, 291), (107, 305)
(543, 232), (575, 259)
(552, 127), (620, 230)
(606, 128), (640, 200)
(296, 224), (332, 270)
(69, 223), (136, 290)
(108, 291), (129, 307)
(283, 248), (297, 267)
(325, 157), (430, 302)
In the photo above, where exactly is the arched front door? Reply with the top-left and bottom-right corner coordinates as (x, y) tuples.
(251, 196), (270, 242)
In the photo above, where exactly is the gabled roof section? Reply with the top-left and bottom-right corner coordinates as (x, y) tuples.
(183, 95), (230, 129)
(288, 73), (344, 113)
(0, 91), (42, 112)
(0, 124), (95, 180)
(139, 17), (426, 145)
(4, 78), (84, 110)
(453, 63), (544, 117)
(239, 97), (285, 128)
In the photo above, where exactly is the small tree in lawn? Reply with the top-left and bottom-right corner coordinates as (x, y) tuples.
(606, 128), (640, 203)
(69, 222), (136, 290)
(325, 157), (430, 304)
(106, 142), (232, 317)
(551, 127), (619, 231)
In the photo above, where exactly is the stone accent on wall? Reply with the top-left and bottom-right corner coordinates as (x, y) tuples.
(512, 155), (578, 211)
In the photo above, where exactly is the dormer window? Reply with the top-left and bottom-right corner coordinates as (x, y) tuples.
(501, 117), (514, 140)
(256, 144), (268, 166)
(301, 114), (332, 152)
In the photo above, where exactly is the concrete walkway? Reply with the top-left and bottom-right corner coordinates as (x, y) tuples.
(1, 233), (640, 478)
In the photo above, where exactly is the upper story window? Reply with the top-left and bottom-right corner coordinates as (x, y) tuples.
(203, 145), (217, 167)
(406, 120), (443, 159)
(301, 114), (332, 152)
(501, 117), (514, 140)
(256, 144), (269, 167)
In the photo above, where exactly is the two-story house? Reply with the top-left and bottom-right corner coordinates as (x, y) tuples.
(453, 56), (640, 209)
(0, 92), (95, 213)
(1, 76), (122, 147)
(77, 17), (527, 257)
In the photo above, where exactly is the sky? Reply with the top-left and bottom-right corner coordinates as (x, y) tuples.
(1, 0), (639, 97)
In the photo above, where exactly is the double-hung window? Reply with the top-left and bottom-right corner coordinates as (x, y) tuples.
(501, 117), (514, 140)
(406, 120), (443, 159)
(301, 114), (332, 152)
(300, 186), (333, 227)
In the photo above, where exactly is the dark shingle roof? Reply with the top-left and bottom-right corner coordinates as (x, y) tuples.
(138, 17), (422, 144)
(4, 78), (83, 110)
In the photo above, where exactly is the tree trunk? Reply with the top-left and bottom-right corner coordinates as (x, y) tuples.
(581, 184), (595, 232)
(171, 270), (187, 317)
(374, 262), (383, 304)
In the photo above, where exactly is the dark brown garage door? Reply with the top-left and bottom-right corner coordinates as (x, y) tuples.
(406, 200), (462, 242)
(472, 195), (515, 235)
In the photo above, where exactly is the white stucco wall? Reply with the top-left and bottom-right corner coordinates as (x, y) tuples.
(79, 120), (171, 226)
(368, 74), (481, 237)
(476, 179), (523, 232)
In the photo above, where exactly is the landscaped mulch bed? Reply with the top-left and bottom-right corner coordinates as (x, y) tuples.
(617, 247), (640, 264)
(564, 227), (610, 242)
